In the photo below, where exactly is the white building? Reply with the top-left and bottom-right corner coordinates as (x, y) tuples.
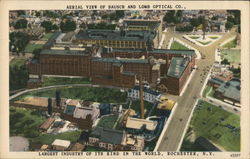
(128, 86), (161, 103)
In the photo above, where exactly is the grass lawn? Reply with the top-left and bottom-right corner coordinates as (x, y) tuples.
(42, 77), (91, 87)
(170, 41), (190, 50)
(202, 86), (212, 97)
(197, 41), (211, 45)
(41, 33), (53, 41)
(181, 100), (240, 151)
(130, 100), (154, 117)
(222, 38), (237, 49)
(31, 130), (81, 145)
(189, 36), (200, 39)
(10, 58), (26, 67)
(208, 36), (219, 39)
(14, 87), (127, 104)
(10, 107), (47, 138)
(97, 115), (119, 129)
(221, 49), (241, 63)
(24, 43), (43, 53)
(9, 58), (29, 91)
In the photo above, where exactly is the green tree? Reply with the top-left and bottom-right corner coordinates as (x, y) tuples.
(221, 59), (230, 65)
(9, 32), (29, 54)
(32, 48), (42, 61)
(41, 21), (53, 32)
(60, 19), (76, 33)
(14, 19), (28, 29)
(226, 21), (234, 30)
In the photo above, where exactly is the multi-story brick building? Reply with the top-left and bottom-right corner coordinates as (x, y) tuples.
(74, 29), (159, 49)
(27, 46), (195, 95)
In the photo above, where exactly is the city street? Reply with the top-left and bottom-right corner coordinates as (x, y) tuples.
(157, 27), (238, 151)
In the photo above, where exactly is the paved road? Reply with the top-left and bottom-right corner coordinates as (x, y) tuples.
(157, 27), (238, 151)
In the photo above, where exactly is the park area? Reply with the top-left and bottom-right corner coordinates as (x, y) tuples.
(13, 86), (127, 104)
(24, 43), (43, 53)
(181, 100), (240, 151)
(221, 49), (241, 64)
(9, 58), (29, 91)
(184, 34), (221, 47)
(41, 33), (53, 41)
(42, 76), (91, 87)
(97, 114), (119, 129)
(10, 107), (81, 148)
(170, 41), (190, 50)
(222, 38), (237, 49)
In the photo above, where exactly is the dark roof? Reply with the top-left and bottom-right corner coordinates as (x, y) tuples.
(123, 19), (160, 30)
(92, 57), (149, 64)
(90, 127), (124, 145)
(195, 136), (221, 151)
(215, 79), (240, 102)
(102, 47), (195, 56)
(132, 86), (160, 96)
(167, 57), (190, 78)
(208, 78), (224, 86)
(39, 118), (55, 130)
(40, 49), (89, 56)
(64, 105), (76, 115)
(75, 29), (156, 42)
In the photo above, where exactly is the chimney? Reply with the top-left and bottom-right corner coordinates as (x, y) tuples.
(139, 75), (145, 119)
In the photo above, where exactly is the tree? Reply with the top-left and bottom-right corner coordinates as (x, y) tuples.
(190, 18), (200, 28)
(32, 48), (42, 60)
(225, 21), (234, 30)
(9, 32), (30, 54)
(9, 64), (29, 91)
(17, 10), (25, 16)
(14, 19), (28, 29)
(41, 21), (53, 32)
(60, 19), (76, 33)
(48, 98), (52, 116)
(221, 59), (230, 65)
(52, 24), (59, 31)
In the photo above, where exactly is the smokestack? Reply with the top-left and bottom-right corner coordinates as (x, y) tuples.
(139, 75), (145, 119)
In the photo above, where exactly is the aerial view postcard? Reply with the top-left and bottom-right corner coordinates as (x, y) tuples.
(0, 0), (249, 159)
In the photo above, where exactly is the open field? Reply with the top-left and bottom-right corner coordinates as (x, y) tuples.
(10, 107), (47, 138)
(14, 87), (127, 104)
(41, 33), (53, 41)
(10, 58), (26, 67)
(222, 39), (237, 49)
(181, 100), (240, 151)
(42, 77), (91, 87)
(24, 43), (43, 53)
(97, 115), (119, 129)
(221, 49), (240, 63)
(31, 130), (81, 145)
(170, 41), (190, 50)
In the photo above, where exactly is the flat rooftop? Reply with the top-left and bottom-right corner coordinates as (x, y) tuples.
(216, 78), (240, 102)
(92, 57), (149, 64)
(167, 57), (190, 78)
(40, 49), (90, 56)
(102, 47), (195, 56)
(75, 29), (156, 42)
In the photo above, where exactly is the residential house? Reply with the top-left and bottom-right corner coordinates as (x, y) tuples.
(128, 86), (161, 103)
(88, 127), (144, 151)
(51, 139), (71, 151)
